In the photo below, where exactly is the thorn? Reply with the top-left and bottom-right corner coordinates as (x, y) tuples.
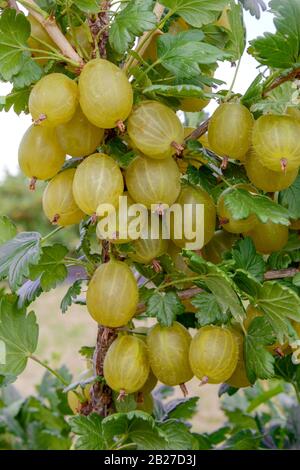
(116, 120), (126, 133)
(179, 383), (188, 397)
(117, 389), (127, 401)
(91, 213), (98, 225)
(275, 347), (285, 358)
(34, 113), (47, 126)
(51, 213), (60, 225)
(29, 177), (37, 191)
(221, 156), (229, 170)
(219, 217), (229, 227)
(171, 141), (185, 155)
(199, 376), (209, 386)
(280, 158), (288, 173)
(152, 259), (162, 273)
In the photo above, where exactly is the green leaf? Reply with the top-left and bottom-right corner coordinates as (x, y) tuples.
(166, 396), (199, 420)
(105, 137), (138, 169)
(70, 413), (105, 450)
(17, 278), (42, 308)
(279, 172), (300, 220)
(232, 270), (262, 298)
(143, 84), (207, 99)
(293, 272), (300, 287)
(241, 73), (264, 109)
(224, 429), (261, 450)
(245, 317), (275, 383)
(238, 0), (266, 19)
(74, 0), (100, 13)
(102, 411), (167, 450)
(268, 251), (293, 270)
(157, 30), (228, 79)
(224, 188), (291, 226)
(232, 237), (265, 282)
(0, 232), (42, 291)
(186, 165), (217, 195)
(250, 0), (300, 68)
(146, 291), (184, 326)
(226, 1), (246, 60)
(0, 295), (38, 381)
(109, 2), (156, 54)
(256, 281), (300, 343)
(192, 292), (229, 326)
(0, 9), (31, 80)
(161, 0), (229, 28)
(0, 216), (17, 245)
(251, 82), (300, 115)
(78, 345), (95, 360)
(12, 58), (42, 88)
(29, 244), (68, 292)
(60, 280), (83, 314)
(159, 420), (198, 450)
(0, 86), (30, 114)
(184, 251), (246, 322)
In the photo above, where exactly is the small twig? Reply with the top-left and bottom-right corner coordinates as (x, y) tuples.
(185, 119), (210, 142)
(14, 0), (84, 66)
(264, 268), (300, 280)
(263, 68), (300, 97)
(8, 0), (20, 11)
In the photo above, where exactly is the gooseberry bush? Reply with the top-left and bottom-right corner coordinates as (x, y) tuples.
(1, 0), (300, 451)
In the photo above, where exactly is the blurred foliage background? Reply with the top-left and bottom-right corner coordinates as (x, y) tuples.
(0, 171), (79, 247)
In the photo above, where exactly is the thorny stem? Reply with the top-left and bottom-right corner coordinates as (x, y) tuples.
(30, 355), (69, 386)
(264, 268), (299, 280)
(11, 0), (84, 66)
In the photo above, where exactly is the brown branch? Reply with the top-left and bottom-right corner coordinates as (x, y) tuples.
(263, 68), (300, 97)
(15, 0), (84, 66)
(136, 287), (203, 315)
(88, 1), (111, 59)
(8, 0), (20, 11)
(185, 119), (210, 142)
(264, 268), (300, 280)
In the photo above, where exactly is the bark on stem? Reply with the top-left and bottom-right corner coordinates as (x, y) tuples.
(15, 0), (84, 66)
(8, 0), (20, 11)
(264, 268), (299, 280)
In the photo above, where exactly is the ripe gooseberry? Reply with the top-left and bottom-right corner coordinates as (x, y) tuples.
(79, 59), (133, 128)
(243, 219), (289, 254)
(217, 184), (258, 234)
(56, 106), (104, 157)
(226, 330), (250, 389)
(201, 230), (239, 264)
(127, 101), (184, 159)
(189, 325), (239, 384)
(103, 335), (150, 395)
(86, 260), (138, 327)
(245, 149), (298, 192)
(252, 114), (300, 172)
(29, 73), (78, 126)
(72, 153), (124, 216)
(18, 125), (65, 185)
(96, 192), (147, 244)
(125, 155), (181, 209)
(129, 215), (169, 264)
(147, 322), (193, 388)
(42, 169), (84, 226)
(208, 103), (253, 161)
(170, 185), (216, 250)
